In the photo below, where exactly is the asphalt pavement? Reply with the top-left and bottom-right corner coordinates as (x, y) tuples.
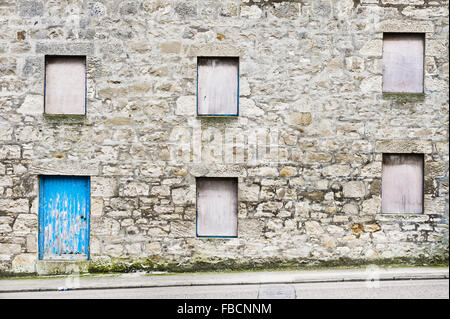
(0, 280), (448, 299)
(0, 266), (448, 299)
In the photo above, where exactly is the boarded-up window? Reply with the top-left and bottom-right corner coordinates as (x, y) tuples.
(381, 154), (424, 214)
(45, 56), (86, 114)
(197, 57), (239, 116)
(382, 33), (424, 93)
(196, 177), (238, 237)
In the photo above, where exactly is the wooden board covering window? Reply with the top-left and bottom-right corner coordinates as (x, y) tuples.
(381, 154), (424, 214)
(196, 177), (238, 237)
(45, 56), (86, 114)
(197, 57), (239, 116)
(382, 33), (424, 93)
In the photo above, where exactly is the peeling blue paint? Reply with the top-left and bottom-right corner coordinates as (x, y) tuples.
(38, 176), (90, 260)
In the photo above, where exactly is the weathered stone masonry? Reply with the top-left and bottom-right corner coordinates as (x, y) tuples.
(0, 0), (448, 274)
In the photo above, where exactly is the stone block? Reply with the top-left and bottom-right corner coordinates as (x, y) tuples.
(172, 187), (194, 205)
(360, 40), (382, 57)
(279, 166), (297, 177)
(375, 140), (433, 154)
(240, 5), (262, 19)
(151, 185), (170, 197)
(304, 221), (324, 235)
(288, 112), (312, 126)
(91, 197), (104, 217)
(88, 2), (107, 16)
(12, 214), (37, 234)
(91, 177), (117, 197)
(187, 43), (241, 57)
(12, 254), (36, 273)
(380, 19), (434, 33)
(0, 199), (29, 214)
(343, 181), (366, 198)
(170, 221), (195, 238)
(239, 184), (260, 202)
(0, 243), (22, 254)
(361, 196), (381, 214)
(0, 145), (21, 159)
(160, 41), (182, 54)
(145, 242), (162, 255)
(175, 96), (195, 115)
(18, 1), (43, 17)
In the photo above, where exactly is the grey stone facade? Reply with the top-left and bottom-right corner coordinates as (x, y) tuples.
(0, 0), (448, 274)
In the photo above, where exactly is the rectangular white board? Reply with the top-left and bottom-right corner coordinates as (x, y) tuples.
(382, 33), (424, 93)
(196, 178), (238, 237)
(45, 56), (86, 115)
(197, 57), (239, 116)
(382, 154), (423, 214)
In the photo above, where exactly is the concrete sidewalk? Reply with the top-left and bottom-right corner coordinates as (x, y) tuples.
(0, 267), (448, 293)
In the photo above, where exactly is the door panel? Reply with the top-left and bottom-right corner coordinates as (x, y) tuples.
(39, 176), (90, 260)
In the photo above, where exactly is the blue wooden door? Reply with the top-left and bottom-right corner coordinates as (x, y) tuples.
(39, 176), (90, 260)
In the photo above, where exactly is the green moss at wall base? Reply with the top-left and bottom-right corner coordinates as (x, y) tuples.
(86, 254), (449, 275)
(1, 254), (447, 278)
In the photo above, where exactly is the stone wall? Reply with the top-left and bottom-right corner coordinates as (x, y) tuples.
(0, 0), (448, 274)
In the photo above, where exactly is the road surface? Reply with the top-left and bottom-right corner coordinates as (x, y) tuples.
(0, 279), (448, 299)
